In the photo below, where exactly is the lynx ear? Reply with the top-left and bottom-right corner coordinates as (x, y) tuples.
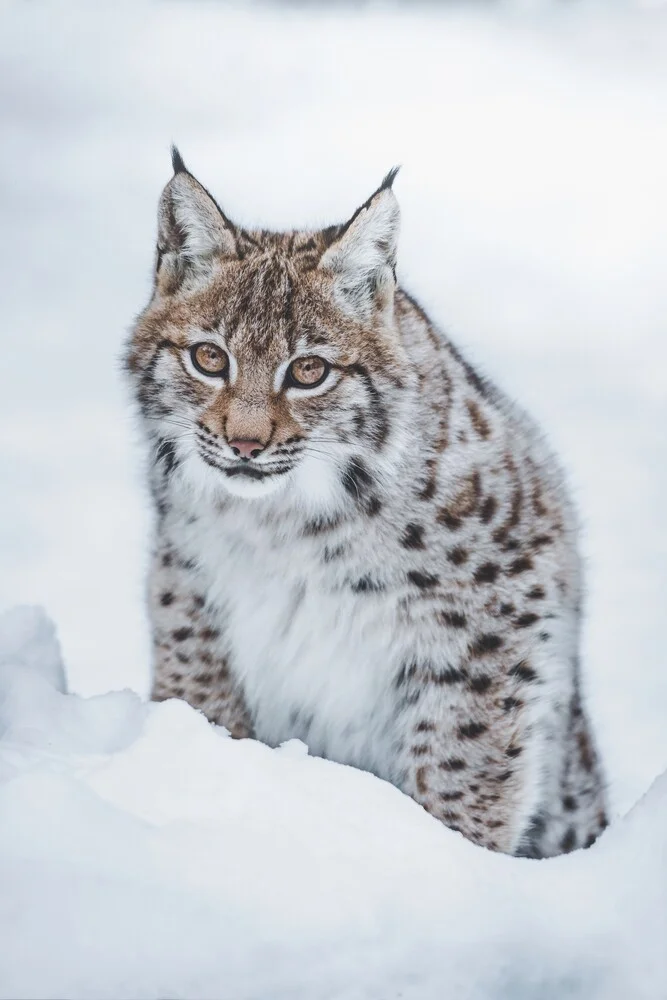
(319, 168), (400, 316)
(155, 146), (237, 291)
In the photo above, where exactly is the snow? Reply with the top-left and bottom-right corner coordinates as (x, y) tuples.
(0, 604), (665, 1000)
(1, 1), (666, 996)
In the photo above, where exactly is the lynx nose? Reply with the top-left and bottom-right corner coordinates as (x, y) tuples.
(229, 439), (265, 461)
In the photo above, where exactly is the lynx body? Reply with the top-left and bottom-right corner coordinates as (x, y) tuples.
(125, 151), (607, 856)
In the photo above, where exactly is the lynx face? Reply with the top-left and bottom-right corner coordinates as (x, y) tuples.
(125, 151), (412, 506)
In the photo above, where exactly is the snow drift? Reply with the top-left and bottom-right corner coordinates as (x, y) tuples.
(0, 605), (665, 1000)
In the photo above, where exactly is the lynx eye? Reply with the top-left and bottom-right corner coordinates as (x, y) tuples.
(287, 356), (329, 388)
(190, 342), (229, 377)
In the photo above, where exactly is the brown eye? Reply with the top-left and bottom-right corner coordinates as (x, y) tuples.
(287, 356), (329, 388)
(191, 342), (229, 377)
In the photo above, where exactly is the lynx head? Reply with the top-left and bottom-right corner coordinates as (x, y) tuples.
(125, 149), (414, 514)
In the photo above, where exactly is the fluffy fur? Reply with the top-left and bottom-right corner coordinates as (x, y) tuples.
(124, 151), (607, 857)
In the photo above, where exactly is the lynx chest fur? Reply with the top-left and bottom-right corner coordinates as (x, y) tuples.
(179, 501), (402, 776)
(125, 149), (608, 858)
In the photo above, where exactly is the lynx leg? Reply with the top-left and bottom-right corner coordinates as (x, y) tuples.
(149, 538), (253, 739)
(517, 690), (608, 858)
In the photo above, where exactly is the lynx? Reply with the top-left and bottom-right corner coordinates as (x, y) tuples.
(124, 149), (608, 857)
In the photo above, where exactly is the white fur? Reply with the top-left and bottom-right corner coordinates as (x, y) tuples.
(181, 496), (403, 778)
(319, 188), (400, 314)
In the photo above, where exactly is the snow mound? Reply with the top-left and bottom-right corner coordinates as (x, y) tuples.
(0, 606), (665, 1000)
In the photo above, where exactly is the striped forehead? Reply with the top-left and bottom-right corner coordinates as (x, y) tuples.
(224, 251), (298, 355)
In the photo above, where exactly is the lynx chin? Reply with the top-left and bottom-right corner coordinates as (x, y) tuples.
(124, 148), (607, 857)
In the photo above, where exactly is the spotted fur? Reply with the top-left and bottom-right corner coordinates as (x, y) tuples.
(124, 150), (607, 857)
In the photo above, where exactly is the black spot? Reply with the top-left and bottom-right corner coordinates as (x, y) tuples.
(560, 828), (577, 853)
(341, 456), (374, 501)
(539, 631), (552, 642)
(514, 612), (540, 628)
(407, 570), (440, 590)
(439, 610), (467, 629)
(496, 769), (513, 782)
(400, 523), (426, 550)
(509, 660), (538, 682)
(156, 438), (178, 478)
(351, 575), (384, 593)
(503, 696), (523, 712)
(434, 666), (466, 685)
(562, 795), (577, 812)
(172, 627), (193, 642)
(440, 791), (464, 802)
(418, 474), (437, 501)
(527, 586), (546, 600)
(303, 515), (340, 536)
(474, 562), (499, 584)
(470, 634), (503, 656)
(192, 595), (206, 610)
(458, 721), (488, 739)
(438, 510), (462, 531)
(508, 556), (533, 576)
(531, 534), (553, 549)
(176, 651), (189, 665)
(499, 602), (515, 616)
(577, 731), (596, 773)
(439, 757), (467, 771)
(323, 545), (346, 563)
(411, 743), (430, 756)
(160, 592), (174, 606)
(440, 810), (462, 824)
(365, 495), (382, 517)
(415, 720), (436, 733)
(480, 496), (497, 523)
(394, 661), (418, 688)
(466, 399), (491, 439)
(584, 833), (597, 849)
(515, 813), (547, 858)
(506, 746), (523, 758)
(468, 675), (493, 694)
(447, 546), (468, 566)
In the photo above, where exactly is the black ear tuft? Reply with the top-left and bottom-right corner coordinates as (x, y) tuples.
(171, 144), (188, 175)
(379, 166), (400, 192)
